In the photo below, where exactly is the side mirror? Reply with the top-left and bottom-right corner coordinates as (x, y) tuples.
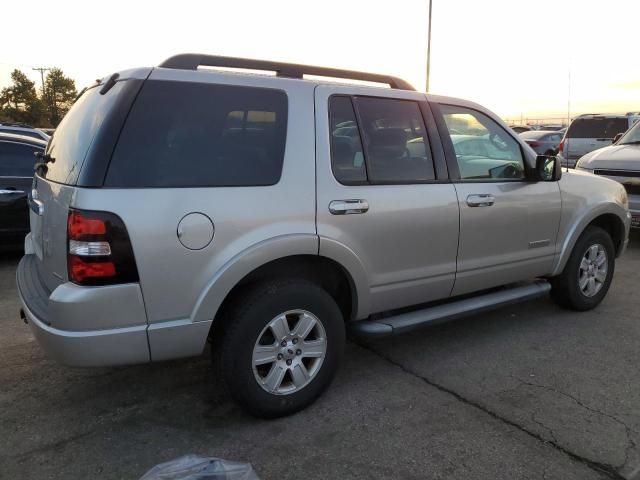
(535, 155), (561, 181)
(613, 132), (624, 144)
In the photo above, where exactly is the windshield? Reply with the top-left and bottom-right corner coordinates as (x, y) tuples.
(618, 120), (640, 145)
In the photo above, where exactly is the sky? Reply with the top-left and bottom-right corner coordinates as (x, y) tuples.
(2, 0), (639, 123)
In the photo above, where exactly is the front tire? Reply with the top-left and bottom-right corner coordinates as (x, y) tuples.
(550, 226), (615, 311)
(217, 280), (345, 418)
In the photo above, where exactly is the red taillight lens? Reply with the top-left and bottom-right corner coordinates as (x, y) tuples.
(68, 211), (107, 238)
(558, 139), (565, 154)
(69, 256), (116, 282)
(67, 209), (138, 286)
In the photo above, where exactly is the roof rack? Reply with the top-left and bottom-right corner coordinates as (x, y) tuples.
(159, 54), (415, 91)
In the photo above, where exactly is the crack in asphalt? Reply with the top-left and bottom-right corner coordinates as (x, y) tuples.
(359, 342), (626, 480)
(510, 376), (638, 471)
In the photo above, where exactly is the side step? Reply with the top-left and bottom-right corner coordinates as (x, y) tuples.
(350, 280), (551, 338)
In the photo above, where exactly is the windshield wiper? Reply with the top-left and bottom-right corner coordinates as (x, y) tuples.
(620, 140), (640, 145)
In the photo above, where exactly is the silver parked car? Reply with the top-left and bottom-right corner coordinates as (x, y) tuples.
(518, 130), (563, 156)
(576, 119), (640, 228)
(16, 55), (631, 417)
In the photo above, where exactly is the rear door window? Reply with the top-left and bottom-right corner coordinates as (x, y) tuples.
(356, 97), (434, 183)
(0, 141), (42, 176)
(105, 81), (288, 188)
(329, 96), (367, 184)
(567, 118), (629, 139)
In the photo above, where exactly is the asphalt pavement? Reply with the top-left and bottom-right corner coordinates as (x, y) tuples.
(1, 233), (639, 479)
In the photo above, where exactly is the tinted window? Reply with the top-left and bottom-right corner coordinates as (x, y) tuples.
(106, 81), (288, 188)
(329, 96), (367, 184)
(0, 141), (42, 176)
(439, 105), (525, 180)
(356, 97), (434, 183)
(567, 117), (629, 139)
(44, 82), (126, 184)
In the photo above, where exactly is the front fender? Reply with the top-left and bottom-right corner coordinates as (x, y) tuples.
(552, 171), (630, 276)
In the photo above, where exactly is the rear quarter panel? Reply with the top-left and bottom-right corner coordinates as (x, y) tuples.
(73, 70), (319, 327)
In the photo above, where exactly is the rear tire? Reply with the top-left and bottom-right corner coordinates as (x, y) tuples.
(550, 226), (615, 311)
(216, 279), (345, 418)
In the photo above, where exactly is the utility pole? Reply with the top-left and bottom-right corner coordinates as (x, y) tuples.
(567, 68), (571, 126)
(32, 67), (51, 96)
(426, 0), (433, 92)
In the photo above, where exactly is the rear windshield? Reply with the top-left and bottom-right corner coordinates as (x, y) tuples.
(566, 117), (628, 139)
(44, 82), (126, 184)
(105, 80), (288, 188)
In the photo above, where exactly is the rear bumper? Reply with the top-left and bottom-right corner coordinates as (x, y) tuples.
(16, 254), (150, 366)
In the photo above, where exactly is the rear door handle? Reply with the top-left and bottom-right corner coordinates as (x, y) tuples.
(329, 199), (369, 215)
(466, 194), (495, 207)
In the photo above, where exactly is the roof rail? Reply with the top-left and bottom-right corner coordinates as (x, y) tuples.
(158, 54), (415, 91)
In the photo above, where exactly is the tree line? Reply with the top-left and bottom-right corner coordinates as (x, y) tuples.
(0, 68), (78, 128)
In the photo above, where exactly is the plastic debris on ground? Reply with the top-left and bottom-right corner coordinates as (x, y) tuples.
(139, 454), (260, 480)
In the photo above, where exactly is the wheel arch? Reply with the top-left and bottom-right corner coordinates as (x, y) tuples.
(552, 206), (628, 276)
(191, 235), (368, 333)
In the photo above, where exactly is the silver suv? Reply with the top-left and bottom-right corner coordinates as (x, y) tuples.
(16, 55), (631, 417)
(558, 113), (640, 167)
(576, 118), (640, 228)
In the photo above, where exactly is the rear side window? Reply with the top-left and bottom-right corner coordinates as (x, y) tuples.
(45, 82), (126, 184)
(105, 81), (288, 188)
(0, 142), (42, 176)
(567, 117), (629, 139)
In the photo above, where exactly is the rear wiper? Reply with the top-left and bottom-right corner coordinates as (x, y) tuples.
(34, 151), (55, 176)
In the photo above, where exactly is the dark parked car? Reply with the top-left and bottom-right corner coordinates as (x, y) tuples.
(518, 130), (563, 155)
(0, 123), (50, 141)
(0, 133), (46, 248)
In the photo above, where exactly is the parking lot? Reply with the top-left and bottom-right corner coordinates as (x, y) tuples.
(0, 232), (638, 479)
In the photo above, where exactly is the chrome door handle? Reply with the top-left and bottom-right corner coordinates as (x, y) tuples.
(0, 189), (25, 194)
(28, 189), (44, 216)
(466, 194), (495, 207)
(329, 199), (369, 215)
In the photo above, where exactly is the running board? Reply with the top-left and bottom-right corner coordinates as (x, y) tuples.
(350, 280), (551, 338)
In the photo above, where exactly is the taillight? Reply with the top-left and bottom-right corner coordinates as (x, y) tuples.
(527, 141), (541, 148)
(67, 209), (138, 286)
(558, 138), (565, 154)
